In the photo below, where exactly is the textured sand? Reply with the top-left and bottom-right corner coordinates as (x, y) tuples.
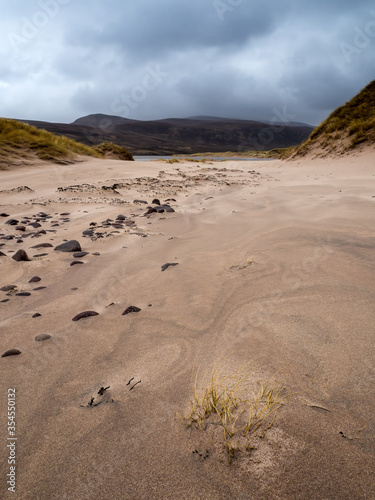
(0, 150), (375, 499)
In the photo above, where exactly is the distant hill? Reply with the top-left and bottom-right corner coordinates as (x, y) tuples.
(293, 80), (375, 157)
(17, 115), (313, 156)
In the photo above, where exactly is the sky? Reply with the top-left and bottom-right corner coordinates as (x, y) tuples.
(0, 0), (374, 126)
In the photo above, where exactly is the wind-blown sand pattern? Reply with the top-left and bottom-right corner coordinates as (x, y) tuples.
(0, 150), (375, 499)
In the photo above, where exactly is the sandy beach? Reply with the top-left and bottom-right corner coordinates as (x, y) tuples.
(1, 149), (374, 499)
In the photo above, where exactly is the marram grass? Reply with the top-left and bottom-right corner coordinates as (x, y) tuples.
(180, 358), (287, 463)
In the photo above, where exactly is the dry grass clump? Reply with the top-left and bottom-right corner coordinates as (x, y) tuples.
(0, 118), (102, 166)
(93, 142), (134, 161)
(180, 360), (287, 462)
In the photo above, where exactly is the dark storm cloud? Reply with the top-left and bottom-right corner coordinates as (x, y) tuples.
(0, 0), (374, 125)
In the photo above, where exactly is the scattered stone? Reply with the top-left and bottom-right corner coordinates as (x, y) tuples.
(161, 263), (179, 272)
(33, 254), (48, 258)
(0, 285), (17, 292)
(54, 240), (82, 252)
(60, 212), (71, 216)
(165, 198), (177, 202)
(122, 306), (141, 315)
(35, 334), (51, 342)
(152, 199), (161, 205)
(2, 349), (21, 358)
(92, 252), (101, 256)
(0, 251), (7, 257)
(70, 261), (84, 266)
(1, 299), (10, 303)
(32, 313), (42, 318)
(0, 213), (10, 217)
(116, 215), (126, 221)
(29, 222), (42, 228)
(145, 207), (157, 215)
(82, 230), (94, 237)
(29, 276), (41, 283)
(134, 199), (148, 204)
(31, 243), (53, 249)
(16, 226), (26, 231)
(16, 292), (31, 296)
(72, 311), (99, 321)
(33, 287), (46, 291)
(16, 239), (23, 243)
(12, 249), (31, 262)
(5, 219), (19, 226)
(73, 252), (89, 258)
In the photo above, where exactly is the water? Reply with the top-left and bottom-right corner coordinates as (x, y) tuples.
(133, 155), (273, 162)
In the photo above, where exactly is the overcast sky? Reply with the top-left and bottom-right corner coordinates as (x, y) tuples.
(0, 0), (374, 126)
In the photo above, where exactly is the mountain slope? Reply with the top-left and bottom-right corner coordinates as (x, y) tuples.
(293, 80), (375, 157)
(19, 115), (313, 155)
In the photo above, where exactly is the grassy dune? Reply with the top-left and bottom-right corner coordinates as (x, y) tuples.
(0, 119), (133, 169)
(292, 80), (375, 157)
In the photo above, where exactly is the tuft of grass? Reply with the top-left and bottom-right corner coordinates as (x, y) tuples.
(93, 142), (134, 161)
(180, 359), (287, 463)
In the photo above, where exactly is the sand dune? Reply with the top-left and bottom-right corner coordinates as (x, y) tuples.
(1, 149), (374, 499)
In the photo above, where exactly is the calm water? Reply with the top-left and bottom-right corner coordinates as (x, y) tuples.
(133, 155), (273, 161)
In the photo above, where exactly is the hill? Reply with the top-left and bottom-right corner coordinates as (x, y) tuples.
(292, 80), (375, 157)
(18, 115), (313, 156)
(0, 119), (134, 169)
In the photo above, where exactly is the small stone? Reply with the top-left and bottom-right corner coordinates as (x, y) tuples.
(12, 250), (31, 262)
(31, 243), (53, 249)
(116, 215), (126, 220)
(54, 240), (82, 252)
(72, 311), (99, 321)
(73, 252), (89, 258)
(5, 219), (19, 226)
(134, 200), (148, 204)
(70, 261), (84, 266)
(33, 287), (47, 291)
(35, 334), (51, 342)
(1, 299), (10, 303)
(29, 222), (42, 228)
(32, 313), (42, 318)
(161, 263), (179, 272)
(0, 251), (6, 257)
(29, 276), (41, 283)
(16, 292), (31, 296)
(0, 213), (10, 217)
(122, 306), (141, 315)
(33, 254), (48, 258)
(92, 252), (101, 256)
(2, 349), (21, 358)
(16, 226), (26, 231)
(0, 285), (17, 292)
(152, 199), (161, 205)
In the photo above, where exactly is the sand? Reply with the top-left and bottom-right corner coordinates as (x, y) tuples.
(0, 149), (374, 499)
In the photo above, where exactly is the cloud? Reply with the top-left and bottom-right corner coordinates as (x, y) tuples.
(0, 0), (374, 125)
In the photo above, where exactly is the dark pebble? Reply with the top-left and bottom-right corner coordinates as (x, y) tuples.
(0, 251), (7, 257)
(16, 226), (26, 231)
(12, 249), (31, 262)
(16, 239), (23, 243)
(1, 285), (17, 292)
(35, 334), (51, 341)
(29, 222), (42, 228)
(0, 213), (10, 217)
(116, 215), (126, 221)
(32, 313), (42, 318)
(29, 276), (41, 283)
(92, 252), (101, 256)
(72, 311), (99, 321)
(2, 349), (21, 358)
(122, 306), (142, 315)
(70, 261), (84, 266)
(16, 292), (31, 296)
(54, 240), (82, 252)
(33, 287), (47, 291)
(82, 230), (94, 236)
(145, 207), (157, 215)
(1, 299), (10, 303)
(60, 212), (70, 216)
(152, 199), (161, 205)
(5, 219), (19, 225)
(134, 200), (148, 204)
(31, 243), (53, 249)
(33, 254), (48, 258)
(73, 252), (89, 258)
(161, 263), (179, 272)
